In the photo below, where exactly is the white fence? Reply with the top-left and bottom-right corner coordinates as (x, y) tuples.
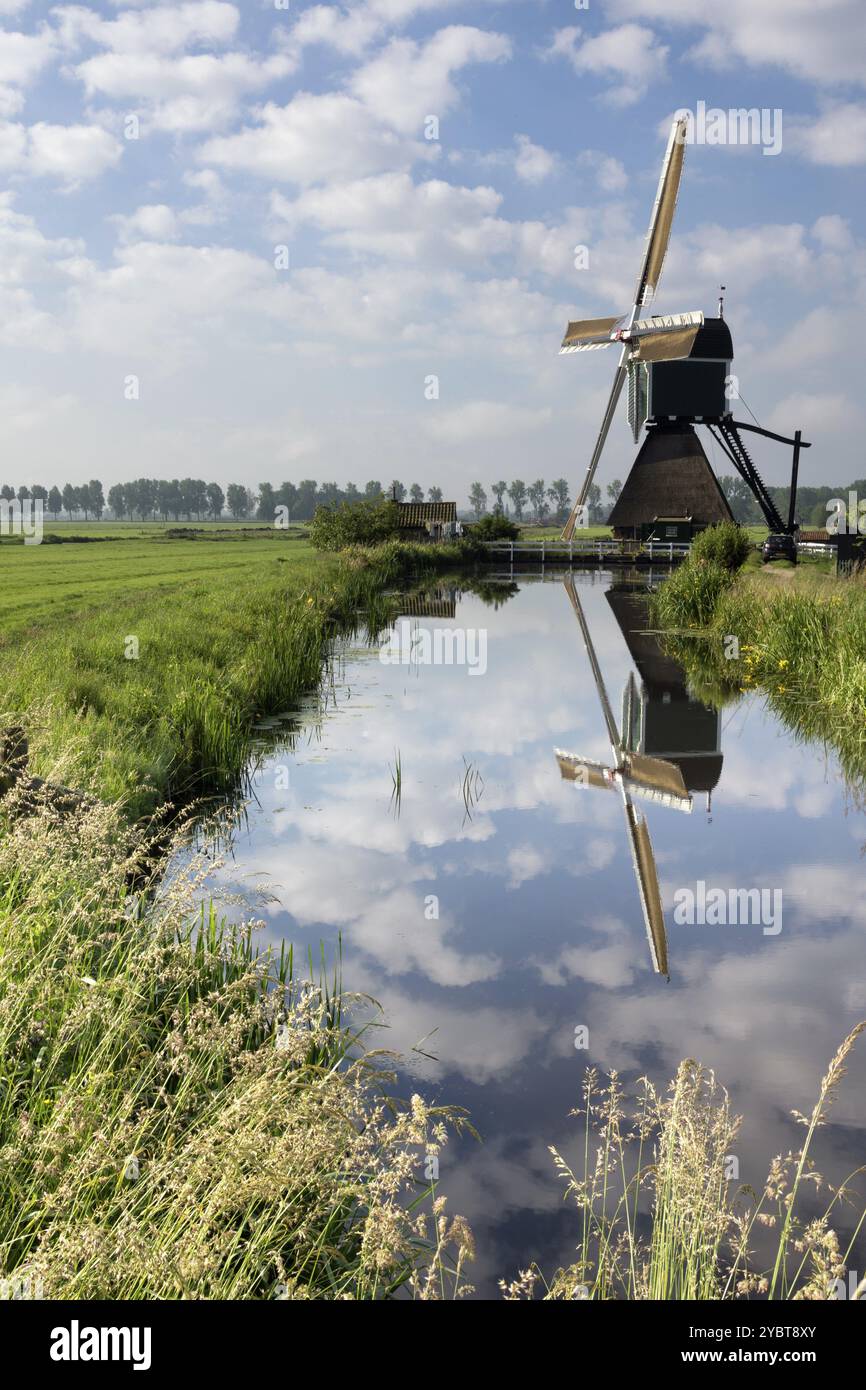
(479, 539), (692, 564)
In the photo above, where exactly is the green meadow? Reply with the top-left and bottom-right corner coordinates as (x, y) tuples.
(0, 527), (311, 636)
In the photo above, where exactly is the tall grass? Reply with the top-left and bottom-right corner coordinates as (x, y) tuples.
(0, 795), (474, 1300)
(652, 552), (866, 789)
(502, 1028), (866, 1300)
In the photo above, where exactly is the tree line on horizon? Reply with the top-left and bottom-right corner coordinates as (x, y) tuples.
(0, 478), (441, 523)
(4, 472), (856, 529)
(0, 476), (586, 523)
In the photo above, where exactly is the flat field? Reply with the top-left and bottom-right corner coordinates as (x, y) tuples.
(0, 528), (313, 639)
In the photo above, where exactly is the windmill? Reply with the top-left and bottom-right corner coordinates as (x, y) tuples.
(555, 574), (693, 977)
(559, 117), (809, 541)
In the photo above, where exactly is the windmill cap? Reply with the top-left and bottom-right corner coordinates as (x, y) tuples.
(686, 316), (733, 360)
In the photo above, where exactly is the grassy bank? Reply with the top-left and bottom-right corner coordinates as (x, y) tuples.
(0, 533), (476, 1300)
(651, 528), (866, 788)
(0, 536), (463, 819)
(0, 796), (473, 1299)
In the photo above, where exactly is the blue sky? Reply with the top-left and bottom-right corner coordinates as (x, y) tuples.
(1, 0), (864, 501)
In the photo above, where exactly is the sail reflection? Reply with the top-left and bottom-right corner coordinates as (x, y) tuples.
(557, 575), (724, 977)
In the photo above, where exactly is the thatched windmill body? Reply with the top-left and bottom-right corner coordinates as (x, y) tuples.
(560, 118), (809, 540)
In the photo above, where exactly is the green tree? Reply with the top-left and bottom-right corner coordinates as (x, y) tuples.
(62, 483), (77, 518)
(428, 485), (443, 503)
(206, 482), (224, 520)
(364, 480), (383, 501)
(719, 475), (763, 526)
(157, 480), (180, 521)
(257, 482), (277, 521)
(318, 482), (343, 507)
(586, 482), (602, 524)
(491, 480), (508, 514)
(48, 485), (63, 519)
(296, 480), (319, 518)
(276, 481), (297, 518)
(546, 479), (570, 523)
(527, 479), (548, 522)
(409, 483), (424, 503)
(87, 479), (105, 520)
(468, 483), (487, 519)
(226, 484), (248, 520)
(507, 479), (527, 521)
(133, 478), (157, 520)
(181, 478), (207, 519)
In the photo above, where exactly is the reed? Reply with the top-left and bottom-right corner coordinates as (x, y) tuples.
(502, 1028), (866, 1300)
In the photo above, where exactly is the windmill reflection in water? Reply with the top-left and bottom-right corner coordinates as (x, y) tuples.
(556, 574), (723, 978)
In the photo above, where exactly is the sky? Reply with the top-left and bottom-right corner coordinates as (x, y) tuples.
(0, 0), (865, 503)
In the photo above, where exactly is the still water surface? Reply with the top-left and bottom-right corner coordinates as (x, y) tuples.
(201, 572), (866, 1295)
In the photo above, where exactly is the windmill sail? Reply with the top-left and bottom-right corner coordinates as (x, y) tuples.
(633, 117), (688, 310)
(560, 316), (625, 352)
(627, 803), (669, 976)
(559, 116), (689, 540)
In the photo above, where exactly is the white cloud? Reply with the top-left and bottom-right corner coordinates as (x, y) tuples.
(424, 399), (552, 444)
(112, 203), (179, 243)
(767, 392), (859, 438)
(789, 103), (866, 166)
(202, 92), (431, 184)
(57, 2), (293, 133)
(543, 24), (668, 106)
(271, 173), (508, 263)
(53, 1), (239, 54)
(72, 50), (296, 133)
(598, 155), (628, 192)
(290, 0), (504, 60)
(513, 132), (557, 184)
(607, 0), (866, 88)
(811, 214), (854, 251)
(349, 25), (512, 133)
(0, 20), (57, 117)
(0, 120), (122, 185)
(0, 24), (57, 85)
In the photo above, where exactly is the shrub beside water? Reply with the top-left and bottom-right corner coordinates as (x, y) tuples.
(466, 514), (519, 541)
(309, 499), (401, 551)
(689, 521), (752, 571)
(651, 524), (751, 632)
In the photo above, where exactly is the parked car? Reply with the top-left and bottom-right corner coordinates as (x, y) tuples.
(761, 532), (798, 564)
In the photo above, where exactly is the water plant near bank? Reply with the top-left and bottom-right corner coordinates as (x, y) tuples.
(651, 526), (866, 788)
(503, 1029), (866, 1301)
